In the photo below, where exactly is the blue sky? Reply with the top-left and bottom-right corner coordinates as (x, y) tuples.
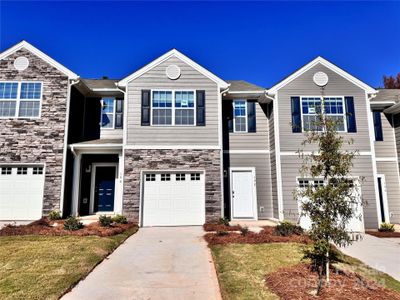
(1, 1), (399, 88)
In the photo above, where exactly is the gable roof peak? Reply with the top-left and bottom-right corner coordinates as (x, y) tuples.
(268, 56), (376, 95)
(118, 48), (229, 89)
(0, 40), (78, 79)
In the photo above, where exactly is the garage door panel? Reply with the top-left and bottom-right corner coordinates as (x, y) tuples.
(0, 166), (44, 220)
(143, 172), (205, 226)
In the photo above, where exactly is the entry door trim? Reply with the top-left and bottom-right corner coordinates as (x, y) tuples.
(230, 167), (258, 220)
(90, 163), (118, 214)
(377, 174), (390, 224)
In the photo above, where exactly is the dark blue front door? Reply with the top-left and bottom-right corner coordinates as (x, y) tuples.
(94, 166), (116, 212)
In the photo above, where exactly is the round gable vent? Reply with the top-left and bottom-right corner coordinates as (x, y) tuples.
(166, 65), (181, 80)
(14, 56), (29, 71)
(313, 71), (329, 87)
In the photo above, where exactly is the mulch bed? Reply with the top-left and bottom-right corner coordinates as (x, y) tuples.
(0, 218), (138, 237)
(366, 231), (400, 238)
(265, 263), (400, 300)
(204, 226), (311, 246)
(203, 223), (241, 232)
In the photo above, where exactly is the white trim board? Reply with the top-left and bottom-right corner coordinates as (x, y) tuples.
(124, 145), (220, 150)
(0, 41), (78, 79)
(223, 150), (270, 154)
(117, 49), (229, 89)
(268, 56), (377, 95)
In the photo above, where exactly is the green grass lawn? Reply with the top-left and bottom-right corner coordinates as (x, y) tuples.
(211, 243), (400, 300)
(0, 226), (138, 300)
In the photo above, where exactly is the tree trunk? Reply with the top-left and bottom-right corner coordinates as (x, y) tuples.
(326, 250), (330, 283)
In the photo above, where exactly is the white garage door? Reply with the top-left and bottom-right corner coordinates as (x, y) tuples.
(0, 165), (44, 220)
(142, 172), (205, 226)
(297, 179), (364, 232)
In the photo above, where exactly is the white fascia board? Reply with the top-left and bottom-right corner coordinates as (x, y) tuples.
(384, 102), (400, 114)
(268, 56), (377, 95)
(69, 143), (123, 149)
(227, 90), (266, 94)
(117, 49), (229, 89)
(0, 40), (79, 79)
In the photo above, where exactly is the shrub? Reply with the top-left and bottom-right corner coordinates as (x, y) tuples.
(275, 221), (304, 236)
(240, 226), (249, 236)
(99, 215), (113, 227)
(112, 215), (128, 224)
(379, 223), (395, 232)
(48, 210), (61, 220)
(64, 216), (83, 231)
(218, 217), (230, 226)
(216, 230), (229, 236)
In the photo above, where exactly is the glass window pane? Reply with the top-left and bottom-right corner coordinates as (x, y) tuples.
(234, 100), (246, 117)
(101, 113), (113, 128)
(234, 116), (246, 132)
(175, 109), (194, 125)
(152, 109), (172, 125)
(0, 100), (17, 117)
(175, 91), (194, 108)
(0, 82), (18, 99)
(20, 83), (42, 99)
(102, 98), (114, 113)
(153, 91), (172, 108)
(19, 101), (40, 117)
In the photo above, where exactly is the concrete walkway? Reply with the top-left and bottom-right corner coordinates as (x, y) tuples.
(340, 234), (400, 281)
(62, 227), (221, 300)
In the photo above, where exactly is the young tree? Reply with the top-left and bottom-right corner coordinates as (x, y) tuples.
(383, 73), (400, 88)
(295, 93), (362, 294)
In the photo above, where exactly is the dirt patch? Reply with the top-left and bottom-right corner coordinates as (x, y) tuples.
(0, 218), (138, 237)
(204, 226), (310, 246)
(366, 231), (400, 238)
(265, 263), (400, 300)
(203, 223), (241, 232)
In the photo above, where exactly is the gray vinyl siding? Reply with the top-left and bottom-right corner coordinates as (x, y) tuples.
(100, 129), (123, 140)
(374, 112), (397, 158)
(280, 155), (378, 229)
(377, 162), (400, 223)
(269, 103), (279, 219)
(277, 63), (371, 152)
(126, 56), (219, 146)
(228, 102), (269, 150)
(228, 153), (273, 219)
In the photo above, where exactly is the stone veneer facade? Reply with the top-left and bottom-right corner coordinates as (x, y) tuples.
(0, 49), (69, 214)
(123, 149), (222, 223)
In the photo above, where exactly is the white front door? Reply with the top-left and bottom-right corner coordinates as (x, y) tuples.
(231, 169), (256, 219)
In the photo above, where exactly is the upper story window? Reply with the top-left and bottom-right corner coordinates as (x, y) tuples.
(372, 110), (383, 141)
(100, 97), (123, 129)
(0, 82), (42, 118)
(301, 97), (346, 132)
(233, 100), (247, 132)
(151, 90), (195, 126)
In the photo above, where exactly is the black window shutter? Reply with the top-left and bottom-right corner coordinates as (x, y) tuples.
(115, 99), (123, 129)
(196, 90), (206, 126)
(141, 90), (151, 126)
(373, 111), (383, 141)
(247, 100), (256, 132)
(345, 96), (357, 133)
(227, 100), (233, 132)
(291, 97), (302, 133)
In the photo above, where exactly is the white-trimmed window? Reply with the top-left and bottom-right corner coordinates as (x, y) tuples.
(100, 97), (123, 129)
(0, 81), (42, 118)
(233, 100), (247, 132)
(301, 96), (346, 132)
(151, 90), (195, 126)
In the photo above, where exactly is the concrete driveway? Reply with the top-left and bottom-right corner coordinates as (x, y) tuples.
(340, 234), (400, 281)
(62, 227), (221, 300)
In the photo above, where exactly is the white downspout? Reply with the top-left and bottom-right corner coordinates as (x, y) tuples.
(60, 78), (80, 215)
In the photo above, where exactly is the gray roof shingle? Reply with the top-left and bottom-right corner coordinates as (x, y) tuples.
(372, 89), (400, 103)
(81, 79), (119, 89)
(226, 80), (265, 92)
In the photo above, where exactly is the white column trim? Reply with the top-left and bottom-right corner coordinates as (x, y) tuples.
(71, 153), (82, 216)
